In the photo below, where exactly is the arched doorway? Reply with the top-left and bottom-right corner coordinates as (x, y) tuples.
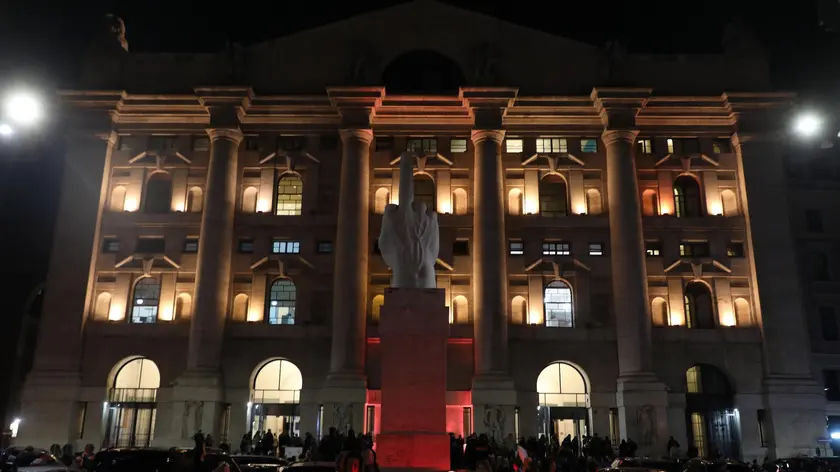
(250, 359), (303, 437)
(673, 175), (703, 218)
(105, 357), (160, 448)
(381, 50), (466, 94)
(413, 173), (436, 211)
(685, 364), (740, 459)
(536, 362), (590, 440)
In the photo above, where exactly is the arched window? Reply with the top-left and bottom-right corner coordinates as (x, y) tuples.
(374, 188), (390, 214)
(267, 279), (296, 325)
(539, 174), (568, 217)
(94, 292), (112, 320)
(544, 280), (574, 328)
(508, 188), (523, 215)
(674, 175), (703, 218)
(276, 174), (303, 216)
(253, 359), (303, 405)
(371, 294), (385, 322)
(734, 298), (751, 326)
(131, 277), (161, 324)
(110, 186), (127, 212)
(536, 362), (588, 407)
(511, 296), (527, 325)
(642, 189), (659, 216)
(585, 189), (602, 215)
(684, 281), (715, 329)
(143, 173), (173, 214)
(452, 295), (469, 324)
(174, 293), (191, 320)
(107, 357), (160, 448)
(242, 186), (258, 213)
(413, 174), (436, 211)
(720, 189), (738, 217)
(186, 187), (203, 212)
(232, 293), (250, 322)
(452, 188), (468, 215)
(651, 297), (669, 327)
(114, 358), (161, 390)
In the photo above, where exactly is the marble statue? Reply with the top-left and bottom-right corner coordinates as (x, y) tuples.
(378, 153), (440, 288)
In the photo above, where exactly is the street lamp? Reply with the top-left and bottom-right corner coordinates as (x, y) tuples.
(793, 112), (823, 138)
(0, 90), (44, 138)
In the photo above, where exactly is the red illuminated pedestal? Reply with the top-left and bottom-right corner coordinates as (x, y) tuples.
(377, 287), (450, 472)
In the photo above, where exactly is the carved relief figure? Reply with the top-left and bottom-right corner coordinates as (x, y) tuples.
(636, 404), (656, 447)
(333, 403), (354, 433)
(483, 405), (506, 442)
(182, 401), (194, 439)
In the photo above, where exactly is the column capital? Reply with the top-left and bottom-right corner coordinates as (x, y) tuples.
(340, 128), (374, 144)
(591, 87), (651, 129)
(470, 129), (505, 145)
(206, 127), (244, 143)
(601, 129), (639, 145)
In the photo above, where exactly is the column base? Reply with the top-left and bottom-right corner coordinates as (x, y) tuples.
(377, 432), (450, 472)
(155, 370), (226, 447)
(321, 373), (367, 435)
(616, 373), (670, 456)
(763, 375), (827, 459)
(472, 374), (517, 442)
(16, 370), (82, 447)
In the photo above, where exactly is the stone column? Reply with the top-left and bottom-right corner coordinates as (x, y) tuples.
(188, 127), (243, 371)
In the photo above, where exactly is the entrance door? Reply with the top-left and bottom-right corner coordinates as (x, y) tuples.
(105, 404), (157, 448)
(538, 406), (588, 443)
(251, 403), (300, 437)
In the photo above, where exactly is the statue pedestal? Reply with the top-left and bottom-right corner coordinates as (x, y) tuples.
(377, 288), (450, 472)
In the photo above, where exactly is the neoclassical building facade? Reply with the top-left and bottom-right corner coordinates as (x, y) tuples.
(17, 0), (827, 461)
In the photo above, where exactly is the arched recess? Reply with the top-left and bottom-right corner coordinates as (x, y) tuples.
(452, 188), (468, 215)
(452, 295), (469, 324)
(508, 188), (523, 215)
(511, 295), (527, 325)
(186, 187), (203, 212)
(105, 357), (160, 448)
(733, 298), (751, 326)
(276, 173), (303, 216)
(651, 297), (669, 327)
(267, 278), (296, 325)
(110, 186), (127, 212)
(536, 361), (590, 439)
(544, 280), (574, 327)
(242, 186), (258, 213)
(684, 281), (715, 329)
(413, 173), (436, 211)
(174, 293), (191, 320)
(371, 294), (385, 323)
(250, 358), (304, 436)
(381, 50), (466, 94)
(143, 172), (173, 214)
(539, 174), (568, 217)
(233, 293), (250, 322)
(94, 292), (112, 320)
(684, 364), (739, 459)
(674, 175), (703, 218)
(642, 189), (659, 216)
(585, 188), (603, 215)
(374, 188), (390, 214)
(720, 189), (738, 216)
(130, 277), (161, 324)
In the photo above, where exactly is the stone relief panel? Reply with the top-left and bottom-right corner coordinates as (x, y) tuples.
(483, 405), (506, 442)
(182, 400), (204, 438)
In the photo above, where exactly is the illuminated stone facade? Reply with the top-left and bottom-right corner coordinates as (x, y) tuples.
(17, 0), (827, 461)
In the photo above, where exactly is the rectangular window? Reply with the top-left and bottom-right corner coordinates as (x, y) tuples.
(272, 240), (300, 254)
(822, 306), (839, 341)
(726, 243), (745, 258)
(505, 139), (523, 153)
(117, 136), (131, 151)
(183, 238), (199, 253)
(136, 237), (165, 253)
(543, 241), (571, 256)
(509, 240), (524, 256)
(580, 138), (598, 153)
(680, 241), (709, 257)
(245, 136), (261, 151)
(103, 238), (120, 253)
(317, 241), (334, 254)
(453, 239), (470, 256)
(375, 136), (393, 151)
(588, 243), (604, 256)
(365, 405), (376, 435)
(645, 241), (662, 257)
(757, 410), (768, 447)
(192, 136), (210, 151)
(806, 210), (824, 232)
(238, 239), (254, 253)
(825, 370), (840, 401)
(407, 138), (437, 153)
(680, 138), (701, 154)
(450, 138), (468, 153)
(666, 138), (675, 154)
(690, 412), (707, 457)
(536, 137), (568, 153)
(637, 139), (653, 154)
(277, 135), (306, 151)
(148, 136), (176, 151)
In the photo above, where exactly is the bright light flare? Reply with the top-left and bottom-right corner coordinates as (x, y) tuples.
(793, 113), (823, 138)
(4, 92), (42, 126)
(0, 124), (12, 137)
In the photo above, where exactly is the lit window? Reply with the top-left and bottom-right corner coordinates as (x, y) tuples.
(317, 241), (333, 254)
(680, 242), (709, 258)
(580, 139), (598, 153)
(450, 138), (468, 153)
(505, 139), (523, 153)
(536, 138), (568, 153)
(544, 280), (574, 328)
(103, 238), (120, 253)
(712, 143), (722, 154)
(275, 174), (303, 216)
(272, 240), (300, 254)
(588, 243), (603, 256)
(407, 138), (437, 154)
(726, 243), (745, 257)
(645, 241), (662, 257)
(666, 138), (675, 154)
(238, 239), (254, 253)
(509, 241), (524, 256)
(543, 242), (570, 256)
(183, 238), (199, 253)
(638, 139), (653, 154)
(131, 277), (161, 324)
(267, 279), (296, 325)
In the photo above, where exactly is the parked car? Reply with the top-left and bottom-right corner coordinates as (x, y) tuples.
(1, 448), (71, 472)
(91, 447), (242, 472)
(603, 457), (684, 472)
(279, 462), (336, 472)
(231, 455), (288, 472)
